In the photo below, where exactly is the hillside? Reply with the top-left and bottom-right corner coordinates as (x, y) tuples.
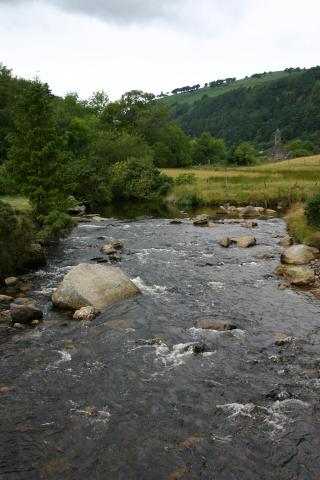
(163, 70), (290, 107)
(167, 67), (320, 150)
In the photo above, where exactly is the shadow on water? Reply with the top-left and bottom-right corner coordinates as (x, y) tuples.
(1, 205), (320, 479)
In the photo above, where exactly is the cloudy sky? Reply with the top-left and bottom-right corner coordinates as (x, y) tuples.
(0, 0), (319, 99)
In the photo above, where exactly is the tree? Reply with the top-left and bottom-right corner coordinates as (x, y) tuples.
(191, 132), (227, 165)
(153, 123), (191, 167)
(7, 80), (70, 215)
(229, 142), (256, 165)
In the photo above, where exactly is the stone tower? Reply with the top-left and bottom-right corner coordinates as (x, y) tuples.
(269, 128), (292, 161)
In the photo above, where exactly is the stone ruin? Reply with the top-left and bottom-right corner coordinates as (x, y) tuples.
(269, 129), (294, 161)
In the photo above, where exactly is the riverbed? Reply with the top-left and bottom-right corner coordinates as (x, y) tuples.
(1, 208), (320, 479)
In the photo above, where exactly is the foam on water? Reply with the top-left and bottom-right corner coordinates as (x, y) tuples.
(131, 277), (168, 296)
(208, 281), (225, 290)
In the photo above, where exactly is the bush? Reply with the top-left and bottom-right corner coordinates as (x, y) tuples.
(0, 200), (34, 280)
(305, 193), (320, 227)
(38, 210), (75, 242)
(174, 173), (196, 186)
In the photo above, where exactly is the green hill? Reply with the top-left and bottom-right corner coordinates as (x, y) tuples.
(167, 67), (320, 149)
(162, 70), (291, 107)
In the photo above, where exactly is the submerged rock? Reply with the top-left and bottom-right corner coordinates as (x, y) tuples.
(170, 219), (182, 225)
(232, 236), (256, 248)
(274, 264), (315, 286)
(10, 303), (43, 324)
(241, 222), (258, 229)
(255, 252), (275, 260)
(240, 206), (260, 218)
(73, 306), (100, 321)
(193, 214), (209, 226)
(25, 243), (47, 269)
(52, 263), (140, 310)
(196, 319), (237, 331)
(281, 245), (317, 265)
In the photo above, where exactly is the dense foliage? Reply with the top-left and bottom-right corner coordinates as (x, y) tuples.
(173, 67), (320, 150)
(0, 200), (34, 279)
(305, 193), (320, 228)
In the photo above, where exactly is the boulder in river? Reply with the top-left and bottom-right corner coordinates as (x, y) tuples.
(255, 252), (275, 260)
(52, 263), (140, 310)
(196, 319), (237, 331)
(232, 236), (256, 248)
(278, 235), (293, 247)
(219, 237), (232, 248)
(241, 222), (258, 229)
(193, 214), (209, 226)
(274, 264), (315, 286)
(10, 303), (43, 324)
(281, 245), (317, 265)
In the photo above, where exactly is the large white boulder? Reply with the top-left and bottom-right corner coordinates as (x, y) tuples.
(52, 263), (139, 310)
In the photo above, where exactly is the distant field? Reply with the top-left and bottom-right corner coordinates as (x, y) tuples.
(0, 195), (31, 213)
(162, 155), (320, 207)
(162, 71), (290, 107)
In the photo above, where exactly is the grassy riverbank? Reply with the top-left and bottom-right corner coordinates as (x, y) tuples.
(0, 195), (31, 213)
(163, 155), (320, 208)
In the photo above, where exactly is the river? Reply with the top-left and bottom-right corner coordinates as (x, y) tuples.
(1, 205), (320, 479)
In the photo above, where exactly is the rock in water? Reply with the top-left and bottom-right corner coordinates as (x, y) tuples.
(193, 214), (209, 226)
(232, 236), (256, 248)
(111, 240), (123, 250)
(52, 263), (140, 310)
(196, 319), (237, 331)
(274, 264), (315, 286)
(240, 206), (259, 218)
(101, 244), (116, 255)
(281, 245), (317, 265)
(25, 243), (47, 269)
(278, 235), (293, 247)
(73, 306), (100, 321)
(219, 237), (232, 248)
(10, 303), (43, 324)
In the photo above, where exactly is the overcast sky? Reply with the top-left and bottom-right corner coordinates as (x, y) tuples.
(0, 0), (319, 99)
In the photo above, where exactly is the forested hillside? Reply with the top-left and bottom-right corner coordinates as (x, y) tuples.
(172, 67), (320, 149)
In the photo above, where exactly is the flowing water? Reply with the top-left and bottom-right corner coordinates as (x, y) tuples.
(1, 206), (320, 479)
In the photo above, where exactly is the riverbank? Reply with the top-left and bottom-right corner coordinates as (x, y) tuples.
(162, 154), (320, 208)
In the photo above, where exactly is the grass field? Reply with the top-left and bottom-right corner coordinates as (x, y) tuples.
(0, 195), (31, 213)
(162, 155), (320, 208)
(162, 71), (291, 107)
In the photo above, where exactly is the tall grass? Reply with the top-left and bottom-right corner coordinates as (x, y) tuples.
(163, 155), (320, 208)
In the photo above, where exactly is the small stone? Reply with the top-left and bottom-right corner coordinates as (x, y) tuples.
(219, 237), (232, 248)
(279, 235), (293, 247)
(241, 222), (258, 229)
(265, 209), (277, 215)
(13, 323), (24, 329)
(111, 240), (123, 250)
(208, 222), (218, 228)
(73, 306), (100, 321)
(170, 220), (182, 225)
(240, 206), (260, 218)
(274, 332), (290, 341)
(4, 277), (18, 287)
(0, 295), (14, 304)
(100, 244), (116, 255)
(0, 387), (11, 394)
(278, 283), (289, 290)
(232, 236), (256, 248)
(193, 214), (209, 226)
(31, 319), (40, 326)
(109, 255), (121, 262)
(255, 253), (275, 260)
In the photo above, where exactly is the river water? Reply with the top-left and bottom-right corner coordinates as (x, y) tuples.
(1, 206), (320, 479)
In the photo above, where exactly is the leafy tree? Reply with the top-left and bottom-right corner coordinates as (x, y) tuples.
(153, 123), (191, 167)
(229, 142), (256, 165)
(285, 139), (315, 157)
(7, 80), (71, 215)
(0, 200), (34, 280)
(191, 132), (227, 165)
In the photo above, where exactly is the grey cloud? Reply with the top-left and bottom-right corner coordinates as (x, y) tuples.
(0, 0), (253, 24)
(0, 0), (184, 23)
